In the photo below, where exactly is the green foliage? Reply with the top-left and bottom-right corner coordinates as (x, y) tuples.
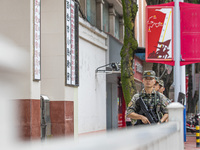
(193, 0), (200, 4)
(121, 0), (138, 106)
(146, 0), (173, 5)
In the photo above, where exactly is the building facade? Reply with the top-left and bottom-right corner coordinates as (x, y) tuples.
(0, 0), (149, 140)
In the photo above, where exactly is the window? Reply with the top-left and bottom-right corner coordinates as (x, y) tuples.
(86, 0), (96, 26)
(103, 0), (109, 32)
(115, 13), (119, 39)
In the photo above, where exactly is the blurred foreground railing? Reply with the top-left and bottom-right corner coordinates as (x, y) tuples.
(30, 121), (182, 150)
(1, 103), (183, 150)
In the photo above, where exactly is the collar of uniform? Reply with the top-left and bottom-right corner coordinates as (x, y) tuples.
(140, 88), (156, 97)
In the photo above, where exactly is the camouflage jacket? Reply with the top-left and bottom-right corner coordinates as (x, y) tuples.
(126, 89), (170, 125)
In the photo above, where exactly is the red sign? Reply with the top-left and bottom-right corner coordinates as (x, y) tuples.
(180, 2), (200, 66)
(118, 85), (126, 128)
(146, 2), (174, 66)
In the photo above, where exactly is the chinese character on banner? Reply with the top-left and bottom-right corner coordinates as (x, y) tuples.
(35, 49), (39, 57)
(67, 13), (70, 21)
(35, 7), (38, 13)
(35, 0), (39, 5)
(67, 48), (71, 56)
(67, 73), (70, 80)
(146, 3), (174, 66)
(66, 1), (69, 9)
(35, 24), (39, 31)
(67, 60), (71, 68)
(67, 26), (69, 33)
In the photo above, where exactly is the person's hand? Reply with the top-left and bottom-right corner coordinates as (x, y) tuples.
(141, 116), (150, 124)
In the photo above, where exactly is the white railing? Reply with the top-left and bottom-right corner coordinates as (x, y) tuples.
(1, 102), (184, 150)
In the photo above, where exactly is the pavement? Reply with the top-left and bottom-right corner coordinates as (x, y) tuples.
(184, 132), (200, 150)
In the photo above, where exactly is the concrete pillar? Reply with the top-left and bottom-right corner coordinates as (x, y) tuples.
(109, 5), (116, 35)
(119, 16), (124, 43)
(167, 102), (184, 150)
(41, 0), (75, 138)
(96, 0), (104, 31)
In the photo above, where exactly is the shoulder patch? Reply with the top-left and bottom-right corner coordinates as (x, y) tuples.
(132, 93), (140, 100)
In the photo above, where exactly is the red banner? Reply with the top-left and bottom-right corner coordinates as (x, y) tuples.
(180, 2), (200, 66)
(146, 2), (174, 66)
(118, 85), (126, 128)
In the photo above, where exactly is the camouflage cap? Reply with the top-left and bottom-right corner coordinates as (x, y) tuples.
(143, 70), (156, 78)
(155, 77), (159, 83)
(159, 80), (164, 87)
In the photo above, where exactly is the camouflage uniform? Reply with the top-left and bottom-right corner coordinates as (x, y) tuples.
(126, 70), (170, 125)
(127, 89), (169, 125)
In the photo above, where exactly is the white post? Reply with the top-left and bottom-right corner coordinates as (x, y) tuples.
(174, 0), (181, 102)
(181, 66), (186, 142)
(180, 66), (186, 101)
(167, 102), (184, 150)
(174, 0), (185, 142)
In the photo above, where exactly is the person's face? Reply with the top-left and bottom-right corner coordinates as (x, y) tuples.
(143, 77), (156, 88)
(159, 86), (165, 93)
(154, 83), (160, 91)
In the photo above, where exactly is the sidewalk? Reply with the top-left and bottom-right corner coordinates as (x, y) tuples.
(184, 133), (199, 150)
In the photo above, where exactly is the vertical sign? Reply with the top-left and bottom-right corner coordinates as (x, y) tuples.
(146, 5), (174, 65)
(118, 86), (126, 128)
(33, 0), (41, 80)
(66, 0), (71, 84)
(65, 0), (79, 86)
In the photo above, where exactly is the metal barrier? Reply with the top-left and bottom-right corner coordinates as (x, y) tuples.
(40, 95), (51, 140)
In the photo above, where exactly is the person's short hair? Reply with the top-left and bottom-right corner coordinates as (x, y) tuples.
(143, 70), (156, 78)
(159, 80), (164, 87)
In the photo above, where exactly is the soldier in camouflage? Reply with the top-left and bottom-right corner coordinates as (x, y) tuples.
(154, 76), (160, 91)
(158, 79), (165, 94)
(159, 79), (172, 104)
(126, 70), (170, 125)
